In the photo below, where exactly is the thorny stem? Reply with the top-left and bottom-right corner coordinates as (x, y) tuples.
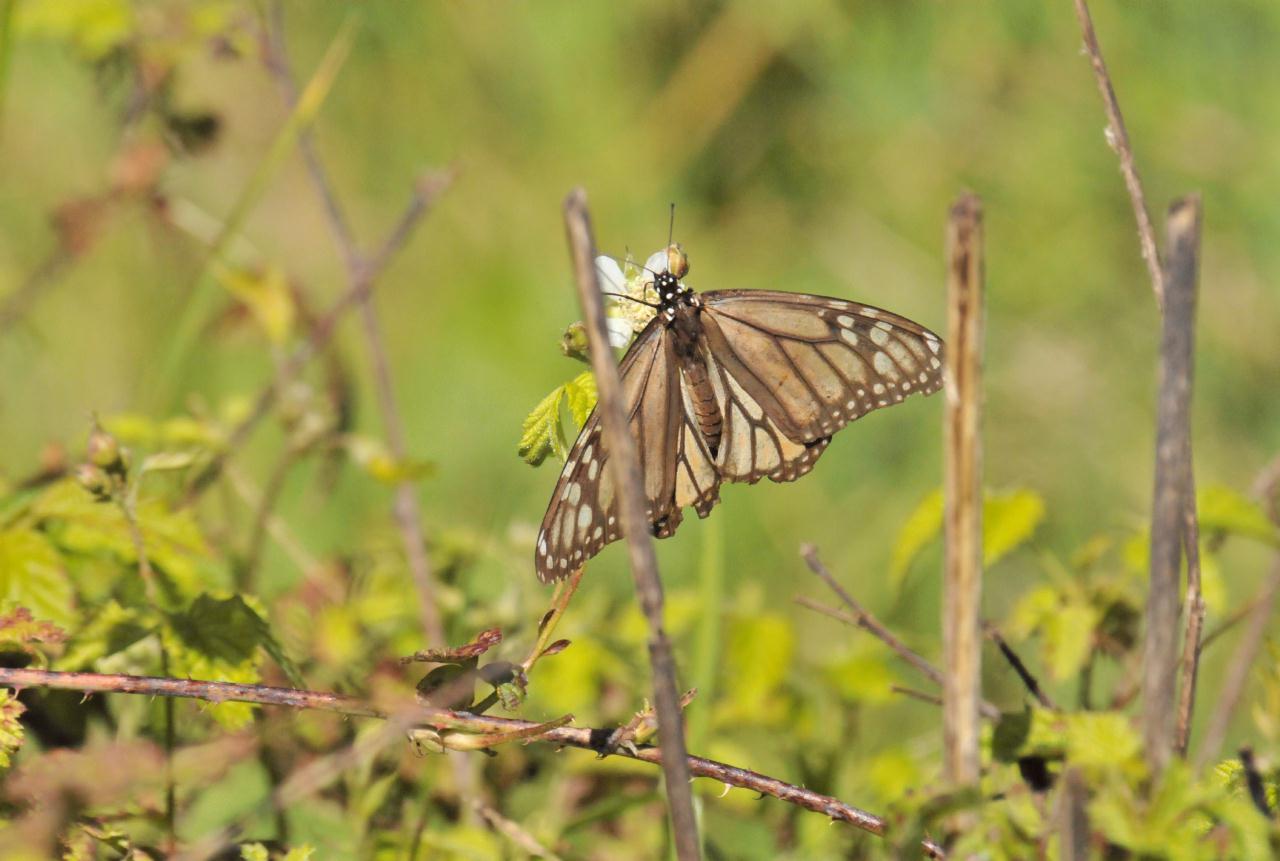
(0, 667), (944, 858)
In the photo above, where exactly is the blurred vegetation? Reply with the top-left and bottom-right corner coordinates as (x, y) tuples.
(0, 0), (1278, 858)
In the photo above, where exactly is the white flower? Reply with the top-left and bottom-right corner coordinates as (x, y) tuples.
(595, 250), (666, 348)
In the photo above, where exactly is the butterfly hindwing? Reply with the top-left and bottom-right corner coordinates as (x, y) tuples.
(700, 291), (944, 443)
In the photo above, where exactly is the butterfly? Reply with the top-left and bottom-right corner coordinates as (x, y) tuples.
(535, 244), (943, 582)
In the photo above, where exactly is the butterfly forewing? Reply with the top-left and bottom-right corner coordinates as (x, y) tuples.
(535, 276), (944, 583)
(700, 291), (944, 441)
(535, 319), (685, 582)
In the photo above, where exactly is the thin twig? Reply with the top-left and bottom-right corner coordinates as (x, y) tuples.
(1199, 591), (1266, 653)
(0, 246), (73, 335)
(181, 180), (449, 505)
(1071, 0), (1165, 311)
(1251, 450), (1280, 528)
(1142, 196), (1201, 775)
(943, 193), (984, 787)
(1174, 445), (1205, 758)
(0, 667), (943, 858)
(241, 441), (307, 589)
(263, 3), (451, 648)
(891, 685), (943, 708)
(796, 568), (1000, 719)
(475, 802), (564, 861)
(984, 623), (1058, 711)
(522, 566), (584, 673)
(562, 188), (700, 861)
(1195, 558), (1280, 770)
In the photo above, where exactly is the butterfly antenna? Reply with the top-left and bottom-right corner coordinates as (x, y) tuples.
(667, 202), (676, 247)
(601, 292), (661, 309)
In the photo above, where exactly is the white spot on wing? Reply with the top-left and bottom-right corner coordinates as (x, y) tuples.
(873, 352), (892, 375)
(870, 326), (889, 346)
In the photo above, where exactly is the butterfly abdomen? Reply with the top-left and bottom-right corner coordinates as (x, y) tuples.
(681, 357), (722, 456)
(669, 308), (723, 456)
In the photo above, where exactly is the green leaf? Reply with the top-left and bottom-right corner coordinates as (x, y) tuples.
(719, 613), (794, 724)
(1064, 711), (1142, 774)
(0, 528), (77, 629)
(891, 487), (1045, 587)
(1008, 584), (1099, 681)
(890, 488), (943, 587)
(33, 481), (213, 607)
(241, 845), (270, 861)
(1199, 485), (1280, 547)
(564, 371), (597, 426)
(55, 600), (151, 670)
(169, 594), (264, 665)
(168, 594), (302, 686)
(983, 488), (1046, 566)
(517, 384), (567, 467)
(823, 648), (897, 704)
(218, 264), (295, 345)
(0, 688), (26, 768)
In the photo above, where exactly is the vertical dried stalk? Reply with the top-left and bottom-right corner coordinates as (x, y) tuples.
(942, 193), (984, 787)
(562, 189), (700, 860)
(1057, 768), (1090, 860)
(1142, 196), (1201, 775)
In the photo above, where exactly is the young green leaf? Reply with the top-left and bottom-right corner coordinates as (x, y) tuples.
(517, 384), (567, 467)
(0, 527), (77, 629)
(890, 488), (944, 587)
(1198, 485), (1280, 547)
(0, 688), (26, 768)
(563, 370), (597, 426)
(983, 488), (1046, 566)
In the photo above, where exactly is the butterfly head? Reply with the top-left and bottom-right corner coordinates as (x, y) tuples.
(653, 244), (696, 321)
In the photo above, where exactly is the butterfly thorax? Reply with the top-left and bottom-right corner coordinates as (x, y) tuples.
(657, 272), (723, 457)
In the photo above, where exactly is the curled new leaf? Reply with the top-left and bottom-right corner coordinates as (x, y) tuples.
(401, 627), (502, 665)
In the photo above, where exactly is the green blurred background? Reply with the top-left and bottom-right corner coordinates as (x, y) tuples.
(1, 0), (1278, 857)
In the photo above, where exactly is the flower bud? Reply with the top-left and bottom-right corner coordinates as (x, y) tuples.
(560, 321), (590, 362)
(86, 427), (126, 476)
(74, 464), (113, 502)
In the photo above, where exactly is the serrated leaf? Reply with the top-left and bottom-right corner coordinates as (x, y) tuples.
(1199, 485), (1280, 547)
(984, 488), (1045, 565)
(517, 384), (567, 467)
(0, 607), (68, 658)
(169, 594), (265, 665)
(564, 371), (597, 427)
(0, 689), (26, 769)
(0, 528), (77, 629)
(890, 488), (944, 587)
(168, 594), (302, 686)
(33, 481), (212, 607)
